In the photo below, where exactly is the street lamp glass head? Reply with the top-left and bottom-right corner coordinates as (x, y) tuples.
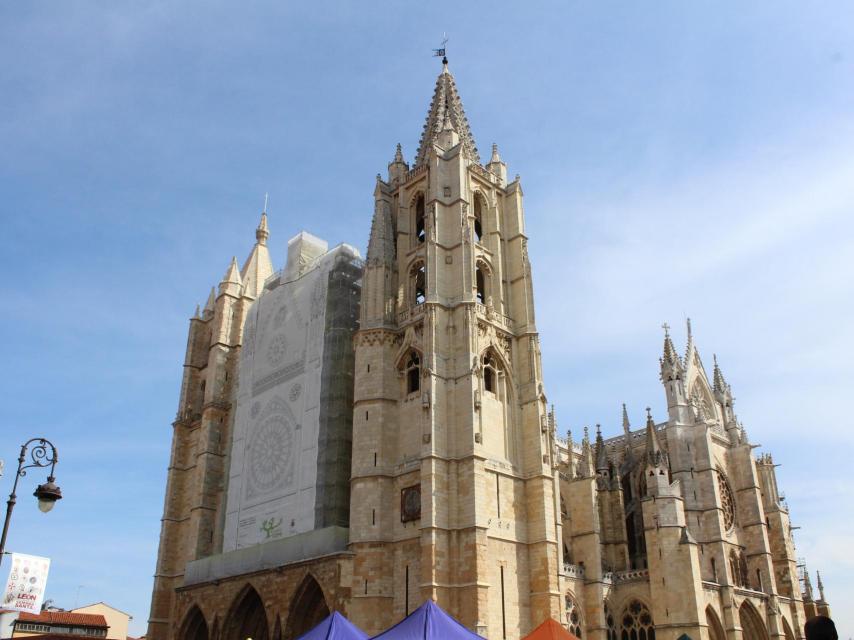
(34, 479), (62, 513)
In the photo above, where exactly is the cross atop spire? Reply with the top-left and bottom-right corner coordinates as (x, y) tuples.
(414, 64), (480, 167)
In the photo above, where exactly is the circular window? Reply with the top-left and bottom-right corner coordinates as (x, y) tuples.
(717, 469), (736, 530)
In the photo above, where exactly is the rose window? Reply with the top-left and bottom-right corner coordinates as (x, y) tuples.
(717, 469), (736, 530)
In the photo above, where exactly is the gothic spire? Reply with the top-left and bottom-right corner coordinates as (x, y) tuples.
(803, 567), (815, 602)
(713, 354), (728, 395)
(595, 425), (609, 473)
(817, 570), (826, 602)
(660, 321), (684, 382)
(203, 286), (216, 318)
(414, 64), (480, 167)
(219, 256), (243, 297)
(241, 210), (274, 299)
(366, 196), (396, 267)
(644, 407), (664, 468)
(622, 403), (631, 437)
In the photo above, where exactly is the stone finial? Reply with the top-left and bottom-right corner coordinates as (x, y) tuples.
(193, 303), (201, 319)
(622, 403), (631, 436)
(256, 211), (269, 246)
(203, 286), (216, 317)
(490, 143), (501, 164)
(393, 143), (405, 164)
(222, 256), (242, 285)
(817, 570), (826, 602)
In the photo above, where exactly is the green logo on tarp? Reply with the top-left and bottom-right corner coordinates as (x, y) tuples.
(260, 517), (283, 539)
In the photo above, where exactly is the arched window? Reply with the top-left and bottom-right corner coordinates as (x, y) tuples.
(565, 594), (583, 638)
(620, 600), (654, 640)
(729, 550), (749, 587)
(415, 194), (426, 244)
(405, 351), (420, 394)
(411, 262), (426, 305)
(473, 194), (484, 242)
(476, 267), (485, 304)
(483, 353), (497, 393)
(604, 603), (618, 640)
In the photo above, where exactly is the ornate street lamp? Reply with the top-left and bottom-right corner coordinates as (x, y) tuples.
(0, 438), (62, 567)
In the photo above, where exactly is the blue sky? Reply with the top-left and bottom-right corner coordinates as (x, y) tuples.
(1, 1), (853, 637)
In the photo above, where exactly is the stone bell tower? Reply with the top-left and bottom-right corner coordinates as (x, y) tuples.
(347, 60), (562, 639)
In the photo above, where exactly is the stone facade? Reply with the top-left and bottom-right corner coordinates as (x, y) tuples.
(146, 62), (829, 640)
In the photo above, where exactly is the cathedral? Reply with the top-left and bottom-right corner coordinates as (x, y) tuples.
(146, 61), (830, 640)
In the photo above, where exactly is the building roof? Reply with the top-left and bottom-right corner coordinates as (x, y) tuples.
(17, 611), (108, 627)
(72, 602), (133, 618)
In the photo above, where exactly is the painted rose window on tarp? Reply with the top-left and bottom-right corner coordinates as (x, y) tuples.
(620, 600), (655, 640)
(401, 484), (421, 522)
(717, 468), (736, 530)
(565, 594), (583, 637)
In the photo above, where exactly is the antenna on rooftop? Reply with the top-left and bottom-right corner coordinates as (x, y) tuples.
(433, 33), (449, 64)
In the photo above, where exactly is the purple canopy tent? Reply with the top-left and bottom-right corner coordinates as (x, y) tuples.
(370, 600), (486, 640)
(296, 611), (369, 640)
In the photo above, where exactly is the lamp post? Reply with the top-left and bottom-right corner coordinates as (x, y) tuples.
(0, 438), (62, 568)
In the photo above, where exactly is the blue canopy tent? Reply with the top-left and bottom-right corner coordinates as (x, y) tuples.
(296, 611), (369, 640)
(370, 600), (486, 640)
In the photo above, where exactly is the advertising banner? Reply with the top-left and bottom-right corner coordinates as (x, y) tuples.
(2, 553), (51, 613)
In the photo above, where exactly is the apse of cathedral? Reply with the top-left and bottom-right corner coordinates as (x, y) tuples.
(147, 61), (830, 640)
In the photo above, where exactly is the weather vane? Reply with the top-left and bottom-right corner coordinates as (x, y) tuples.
(433, 33), (448, 64)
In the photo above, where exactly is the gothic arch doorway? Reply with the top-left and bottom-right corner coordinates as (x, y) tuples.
(284, 574), (330, 640)
(225, 586), (269, 640)
(782, 617), (796, 640)
(179, 606), (209, 640)
(705, 606), (725, 640)
(739, 601), (768, 640)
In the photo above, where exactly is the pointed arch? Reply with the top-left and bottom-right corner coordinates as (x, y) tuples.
(395, 348), (422, 395)
(604, 602), (618, 640)
(409, 260), (426, 305)
(284, 573), (330, 640)
(473, 191), (486, 242)
(619, 599), (655, 640)
(705, 606), (726, 640)
(564, 592), (583, 637)
(474, 258), (492, 306)
(179, 606), (208, 640)
(224, 585), (268, 640)
(413, 192), (426, 245)
(738, 601), (768, 640)
(781, 616), (795, 640)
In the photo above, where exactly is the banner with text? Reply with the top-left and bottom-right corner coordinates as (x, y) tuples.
(2, 553), (51, 613)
